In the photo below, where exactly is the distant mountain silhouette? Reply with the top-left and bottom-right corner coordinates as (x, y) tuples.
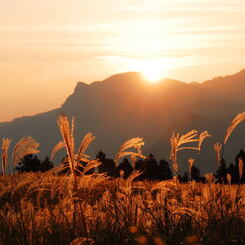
(0, 70), (244, 173)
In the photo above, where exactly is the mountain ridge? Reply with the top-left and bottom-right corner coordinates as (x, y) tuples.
(0, 69), (244, 173)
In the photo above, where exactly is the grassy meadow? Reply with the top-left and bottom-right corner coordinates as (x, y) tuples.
(0, 173), (244, 245)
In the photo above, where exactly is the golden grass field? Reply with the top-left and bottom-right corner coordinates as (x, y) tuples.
(0, 172), (244, 245)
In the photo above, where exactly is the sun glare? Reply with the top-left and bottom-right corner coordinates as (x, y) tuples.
(140, 61), (166, 83)
(142, 68), (162, 83)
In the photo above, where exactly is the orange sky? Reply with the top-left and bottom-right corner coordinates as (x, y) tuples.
(0, 0), (245, 121)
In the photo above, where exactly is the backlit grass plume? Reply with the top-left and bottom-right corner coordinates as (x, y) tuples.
(50, 141), (65, 161)
(56, 114), (98, 175)
(114, 137), (145, 167)
(188, 158), (195, 179)
(12, 136), (40, 172)
(224, 111), (245, 144)
(170, 130), (199, 175)
(238, 158), (244, 181)
(1, 138), (12, 175)
(198, 131), (211, 151)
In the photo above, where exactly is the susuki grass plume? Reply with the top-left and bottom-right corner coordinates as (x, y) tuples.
(12, 136), (40, 173)
(56, 114), (100, 175)
(204, 173), (216, 184)
(170, 130), (199, 175)
(188, 158), (195, 180)
(214, 142), (222, 166)
(224, 111), (245, 144)
(198, 131), (211, 151)
(56, 114), (100, 239)
(1, 138), (12, 175)
(114, 137), (145, 166)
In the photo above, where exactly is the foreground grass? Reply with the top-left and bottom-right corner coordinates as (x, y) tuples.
(0, 172), (244, 245)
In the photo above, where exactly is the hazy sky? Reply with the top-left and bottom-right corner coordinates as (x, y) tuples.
(0, 0), (245, 121)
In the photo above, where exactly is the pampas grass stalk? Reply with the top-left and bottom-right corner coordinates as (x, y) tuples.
(196, 131), (211, 167)
(57, 114), (87, 238)
(56, 114), (99, 240)
(188, 158), (195, 180)
(238, 158), (244, 182)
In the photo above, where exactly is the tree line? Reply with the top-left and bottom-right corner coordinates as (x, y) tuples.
(16, 149), (245, 184)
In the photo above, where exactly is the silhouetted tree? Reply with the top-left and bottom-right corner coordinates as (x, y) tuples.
(227, 163), (238, 183)
(216, 158), (227, 183)
(182, 172), (189, 183)
(40, 157), (54, 172)
(235, 149), (245, 183)
(96, 151), (119, 178)
(16, 154), (41, 172)
(16, 154), (53, 173)
(191, 164), (200, 181)
(158, 159), (173, 180)
(136, 154), (159, 180)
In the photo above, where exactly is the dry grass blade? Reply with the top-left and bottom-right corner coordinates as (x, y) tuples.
(1, 138), (12, 175)
(173, 207), (200, 218)
(114, 137), (145, 166)
(179, 130), (199, 145)
(152, 179), (176, 192)
(77, 133), (95, 162)
(12, 136), (40, 168)
(69, 237), (95, 245)
(224, 112), (245, 144)
(125, 170), (142, 185)
(50, 141), (65, 161)
(214, 142), (222, 166)
(116, 151), (145, 161)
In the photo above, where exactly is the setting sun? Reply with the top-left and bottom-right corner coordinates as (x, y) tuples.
(142, 67), (163, 83)
(140, 61), (166, 83)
